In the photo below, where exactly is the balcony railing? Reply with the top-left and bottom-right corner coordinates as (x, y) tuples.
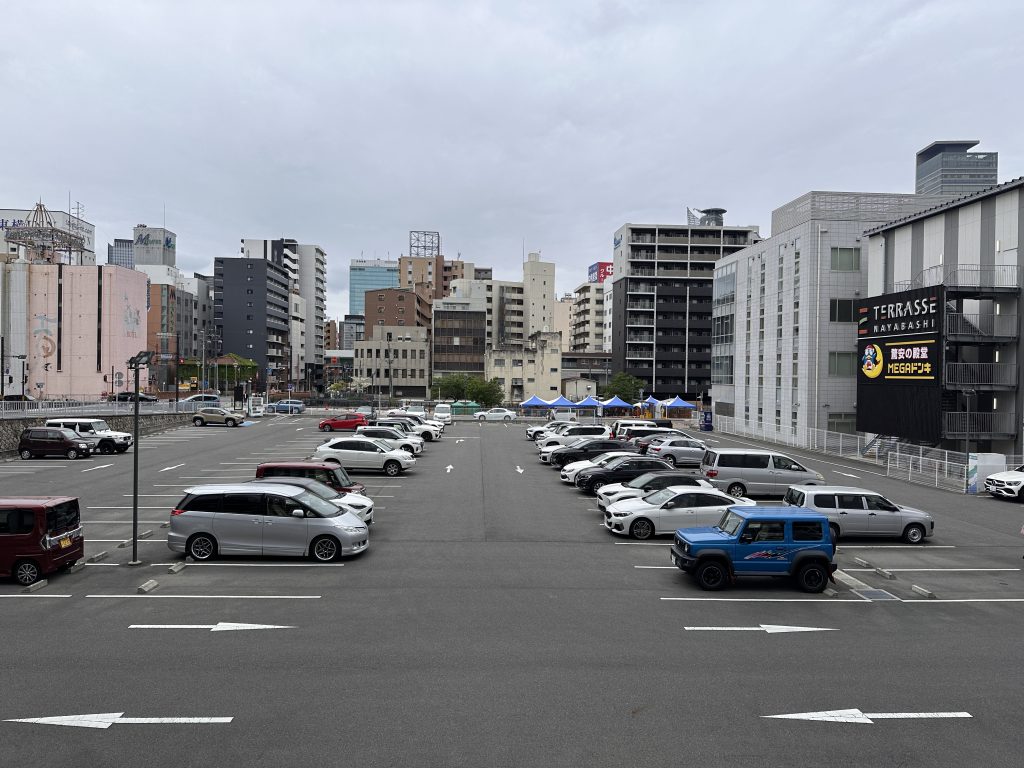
(945, 313), (1018, 339)
(911, 264), (1019, 291)
(626, 315), (655, 326)
(626, 301), (654, 309)
(945, 362), (1018, 387)
(626, 334), (654, 342)
(943, 411), (1018, 437)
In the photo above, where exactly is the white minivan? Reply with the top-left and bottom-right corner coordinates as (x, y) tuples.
(432, 403), (452, 424)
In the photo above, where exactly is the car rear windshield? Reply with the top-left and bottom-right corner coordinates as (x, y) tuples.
(46, 500), (80, 533)
(627, 472), (659, 488)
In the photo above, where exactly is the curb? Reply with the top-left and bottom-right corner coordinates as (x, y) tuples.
(853, 557), (873, 568)
(138, 529), (153, 540)
(69, 561), (86, 573)
(137, 579), (159, 594)
(87, 551), (109, 563)
(167, 562), (187, 574)
(911, 584), (936, 599)
(875, 567), (896, 580)
(22, 579), (48, 593)
(823, 587), (839, 597)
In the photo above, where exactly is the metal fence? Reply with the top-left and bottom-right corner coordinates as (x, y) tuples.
(0, 397), (218, 419)
(712, 415), (971, 491)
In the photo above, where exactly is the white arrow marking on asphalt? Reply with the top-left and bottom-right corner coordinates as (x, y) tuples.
(158, 463), (185, 472)
(446, 465), (453, 473)
(684, 625), (837, 634)
(455, 439), (465, 444)
(835, 471), (860, 478)
(296, 428), (304, 431)
(81, 464), (114, 473)
(129, 622), (292, 632)
(5, 713), (233, 729)
(516, 466), (524, 474)
(763, 708), (972, 723)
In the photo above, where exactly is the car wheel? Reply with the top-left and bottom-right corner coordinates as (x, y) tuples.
(401, 445), (415, 454)
(322, 424), (333, 432)
(795, 561), (829, 593)
(186, 533), (217, 561)
(193, 417), (204, 426)
(383, 460), (401, 477)
(66, 449), (79, 460)
(310, 535), (340, 562)
(19, 449), (32, 460)
(630, 518), (655, 540)
(99, 442), (114, 455)
(664, 454), (677, 467)
(903, 523), (926, 545)
(477, 416), (485, 421)
(14, 559), (40, 586)
(225, 418), (236, 427)
(423, 433), (433, 441)
(695, 559), (728, 591)
(503, 415), (511, 422)
(829, 523), (841, 544)
(589, 480), (606, 494)
(726, 482), (746, 498)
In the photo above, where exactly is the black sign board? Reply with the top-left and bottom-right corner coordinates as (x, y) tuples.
(855, 286), (945, 442)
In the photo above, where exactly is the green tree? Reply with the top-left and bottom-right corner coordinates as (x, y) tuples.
(466, 377), (505, 407)
(600, 372), (644, 403)
(432, 373), (471, 401)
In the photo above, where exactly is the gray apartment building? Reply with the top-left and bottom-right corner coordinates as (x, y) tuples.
(610, 211), (760, 399)
(711, 191), (948, 442)
(214, 253), (290, 393)
(106, 238), (134, 269)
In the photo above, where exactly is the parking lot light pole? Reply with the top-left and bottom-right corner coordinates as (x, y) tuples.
(127, 351), (155, 566)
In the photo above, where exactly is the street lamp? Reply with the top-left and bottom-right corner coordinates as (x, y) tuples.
(127, 350), (154, 567)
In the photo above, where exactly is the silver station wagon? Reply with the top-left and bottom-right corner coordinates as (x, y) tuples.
(783, 485), (935, 544)
(168, 484), (369, 562)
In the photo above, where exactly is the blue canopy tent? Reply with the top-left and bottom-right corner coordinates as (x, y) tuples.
(601, 395), (632, 408)
(662, 396), (696, 409)
(546, 395), (577, 408)
(520, 395), (550, 407)
(574, 395), (602, 407)
(644, 395), (660, 405)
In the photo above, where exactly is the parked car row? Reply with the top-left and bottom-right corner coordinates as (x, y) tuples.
(18, 418), (136, 460)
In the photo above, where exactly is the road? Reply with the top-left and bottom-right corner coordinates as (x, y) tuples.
(1, 416), (1021, 767)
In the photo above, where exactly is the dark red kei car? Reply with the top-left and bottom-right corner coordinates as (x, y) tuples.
(318, 412), (369, 432)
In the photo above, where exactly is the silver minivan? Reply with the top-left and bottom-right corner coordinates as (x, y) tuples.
(167, 484), (369, 562)
(783, 485), (934, 544)
(701, 448), (824, 497)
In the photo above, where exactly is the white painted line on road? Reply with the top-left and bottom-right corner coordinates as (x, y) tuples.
(662, 597), (870, 602)
(87, 506), (170, 510)
(85, 594), (322, 599)
(838, 545), (956, 549)
(445, 465), (453, 473)
(149, 563), (344, 568)
(835, 471), (860, 478)
(85, 520), (166, 524)
(685, 625), (837, 634)
(763, 708), (971, 724)
(153, 484), (195, 487)
(178, 476), (253, 480)
(371, 495), (394, 498)
(846, 568), (1019, 572)
(0, 594), (72, 598)
(81, 464), (114, 473)
(295, 428), (304, 431)
(5, 713), (234, 729)
(90, 539), (168, 543)
(130, 622), (292, 631)
(361, 484), (401, 488)
(615, 542), (671, 546)
(833, 569), (874, 591)
(158, 464), (186, 472)
(901, 598), (1024, 603)
(83, 563), (122, 566)
(220, 462), (259, 465)
(121, 495), (183, 498)
(634, 565), (676, 569)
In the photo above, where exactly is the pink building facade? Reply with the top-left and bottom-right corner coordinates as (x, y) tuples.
(23, 264), (149, 398)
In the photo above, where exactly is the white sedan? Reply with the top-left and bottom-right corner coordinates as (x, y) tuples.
(560, 451), (637, 484)
(333, 492), (376, 524)
(604, 486), (756, 540)
(597, 473), (714, 509)
(474, 407), (517, 422)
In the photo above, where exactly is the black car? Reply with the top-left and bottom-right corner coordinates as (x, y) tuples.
(18, 427), (96, 460)
(548, 438), (634, 468)
(575, 456), (673, 494)
(597, 470), (708, 504)
(109, 392), (158, 402)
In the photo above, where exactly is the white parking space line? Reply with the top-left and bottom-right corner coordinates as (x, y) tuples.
(149, 563), (345, 568)
(90, 539), (168, 543)
(833, 569), (873, 591)
(153, 484), (196, 487)
(845, 568), (1020, 572)
(614, 542), (672, 546)
(121, 495), (182, 498)
(0, 594), (72, 598)
(87, 506), (172, 510)
(86, 594), (323, 599)
(199, 469), (257, 472)
(635, 565), (676, 569)
(838, 545), (956, 550)
(159, 464), (186, 472)
(178, 476), (254, 480)
(361, 484), (401, 488)
(661, 597), (871, 603)
(901, 598), (1024, 603)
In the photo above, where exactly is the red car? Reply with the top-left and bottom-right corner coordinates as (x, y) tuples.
(318, 413), (368, 432)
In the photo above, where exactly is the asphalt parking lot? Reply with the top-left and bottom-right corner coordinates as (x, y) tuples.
(2, 416), (1022, 767)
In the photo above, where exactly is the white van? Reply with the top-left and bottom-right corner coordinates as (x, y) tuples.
(610, 419), (657, 439)
(431, 403), (452, 424)
(701, 448), (824, 497)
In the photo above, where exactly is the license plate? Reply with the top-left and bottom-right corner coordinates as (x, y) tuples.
(671, 553), (679, 566)
(59, 537), (71, 549)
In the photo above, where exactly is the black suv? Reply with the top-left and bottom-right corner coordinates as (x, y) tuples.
(548, 439), (634, 468)
(18, 427), (96, 460)
(575, 456), (672, 494)
(109, 392), (158, 402)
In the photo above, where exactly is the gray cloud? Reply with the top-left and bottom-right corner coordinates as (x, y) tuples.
(3, 0), (1021, 318)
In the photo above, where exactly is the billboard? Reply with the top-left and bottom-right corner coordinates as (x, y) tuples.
(588, 261), (613, 283)
(855, 286), (945, 442)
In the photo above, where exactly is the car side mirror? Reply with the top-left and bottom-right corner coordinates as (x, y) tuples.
(662, 501), (675, 509)
(291, 509), (306, 518)
(739, 532), (754, 544)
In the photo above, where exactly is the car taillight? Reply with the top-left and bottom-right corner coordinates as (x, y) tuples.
(171, 508), (186, 516)
(705, 469), (717, 478)
(651, 446), (661, 452)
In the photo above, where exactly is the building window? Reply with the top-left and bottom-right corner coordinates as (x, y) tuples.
(377, 307), (384, 313)
(494, 359), (505, 367)
(828, 352), (858, 376)
(378, 294), (385, 300)
(829, 299), (855, 322)
(830, 247), (861, 271)
(827, 413), (857, 434)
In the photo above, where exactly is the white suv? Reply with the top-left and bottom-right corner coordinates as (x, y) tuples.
(984, 466), (1024, 500)
(45, 418), (133, 455)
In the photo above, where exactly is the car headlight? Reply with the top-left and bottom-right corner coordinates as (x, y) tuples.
(346, 502), (368, 511)
(683, 543), (690, 555)
(1005, 480), (1022, 486)
(79, 443), (88, 448)
(340, 525), (366, 533)
(612, 511), (631, 517)
(816, 473), (825, 481)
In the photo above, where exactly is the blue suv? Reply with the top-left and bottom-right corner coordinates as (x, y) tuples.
(670, 506), (836, 592)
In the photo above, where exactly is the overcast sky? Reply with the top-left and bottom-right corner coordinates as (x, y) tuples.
(4, 0), (1022, 318)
